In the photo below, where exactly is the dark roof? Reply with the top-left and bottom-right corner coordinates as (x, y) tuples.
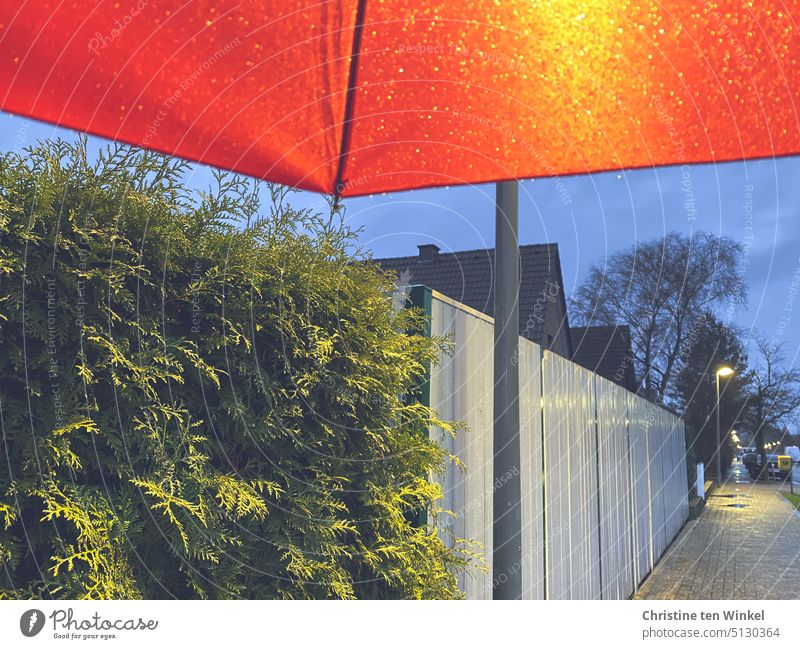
(373, 243), (570, 349)
(570, 325), (638, 392)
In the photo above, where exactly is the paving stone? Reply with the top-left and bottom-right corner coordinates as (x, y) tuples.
(635, 463), (800, 600)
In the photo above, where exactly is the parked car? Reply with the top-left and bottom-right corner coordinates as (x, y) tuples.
(742, 452), (791, 480)
(739, 446), (757, 460)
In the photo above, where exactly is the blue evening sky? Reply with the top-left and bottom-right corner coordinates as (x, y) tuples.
(2, 110), (798, 368)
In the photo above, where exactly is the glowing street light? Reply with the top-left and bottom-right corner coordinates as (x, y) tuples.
(715, 366), (735, 485)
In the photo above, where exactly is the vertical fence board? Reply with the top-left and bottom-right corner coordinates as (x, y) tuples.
(596, 374), (635, 599)
(628, 392), (652, 585)
(647, 403), (667, 562)
(519, 339), (545, 599)
(428, 297), (493, 599)
(543, 351), (601, 599)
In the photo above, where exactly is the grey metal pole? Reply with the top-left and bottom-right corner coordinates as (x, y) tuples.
(715, 373), (722, 486)
(493, 180), (522, 600)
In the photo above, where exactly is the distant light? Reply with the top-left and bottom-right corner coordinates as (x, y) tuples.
(717, 366), (734, 377)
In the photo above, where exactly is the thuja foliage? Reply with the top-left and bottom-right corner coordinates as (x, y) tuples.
(0, 139), (476, 599)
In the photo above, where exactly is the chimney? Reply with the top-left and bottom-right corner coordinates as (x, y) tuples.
(417, 243), (440, 261)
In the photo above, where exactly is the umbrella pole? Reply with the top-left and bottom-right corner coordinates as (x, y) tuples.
(493, 180), (522, 599)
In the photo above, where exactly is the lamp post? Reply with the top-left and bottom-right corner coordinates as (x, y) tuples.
(493, 180), (521, 600)
(715, 366), (735, 486)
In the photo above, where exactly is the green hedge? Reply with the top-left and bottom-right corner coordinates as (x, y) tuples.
(0, 139), (475, 599)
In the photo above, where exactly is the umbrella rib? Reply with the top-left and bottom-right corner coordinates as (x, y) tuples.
(333, 0), (369, 203)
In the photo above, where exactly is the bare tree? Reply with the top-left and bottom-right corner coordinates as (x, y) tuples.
(571, 232), (746, 401)
(672, 312), (748, 473)
(745, 337), (800, 465)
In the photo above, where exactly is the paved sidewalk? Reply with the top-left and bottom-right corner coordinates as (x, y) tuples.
(635, 462), (800, 599)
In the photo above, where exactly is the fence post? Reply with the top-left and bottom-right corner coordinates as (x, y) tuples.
(696, 463), (705, 499)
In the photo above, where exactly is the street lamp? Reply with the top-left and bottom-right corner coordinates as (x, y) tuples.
(715, 366), (735, 485)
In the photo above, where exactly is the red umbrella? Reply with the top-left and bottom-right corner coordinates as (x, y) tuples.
(2, 2), (797, 195)
(1, 0), (798, 599)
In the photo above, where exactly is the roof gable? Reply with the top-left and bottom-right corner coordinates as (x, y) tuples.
(570, 325), (638, 391)
(374, 243), (570, 348)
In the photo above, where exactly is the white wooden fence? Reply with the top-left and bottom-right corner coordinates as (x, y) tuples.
(424, 289), (689, 600)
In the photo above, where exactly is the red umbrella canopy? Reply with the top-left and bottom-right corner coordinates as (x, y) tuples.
(0, 1), (798, 197)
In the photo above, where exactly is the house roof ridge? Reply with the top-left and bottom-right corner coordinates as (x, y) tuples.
(373, 241), (559, 262)
(572, 324), (631, 333)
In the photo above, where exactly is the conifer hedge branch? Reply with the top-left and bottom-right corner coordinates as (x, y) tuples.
(0, 139), (479, 599)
